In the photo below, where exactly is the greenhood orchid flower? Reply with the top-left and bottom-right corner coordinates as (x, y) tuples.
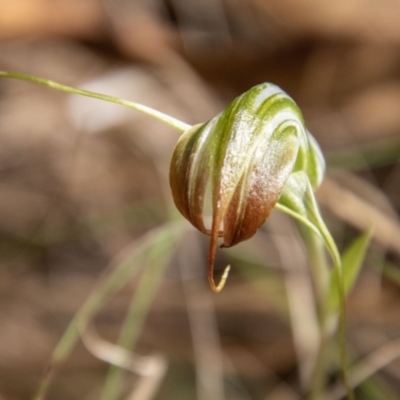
(170, 83), (332, 292)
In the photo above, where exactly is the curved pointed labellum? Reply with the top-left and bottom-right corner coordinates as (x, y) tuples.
(170, 83), (325, 292)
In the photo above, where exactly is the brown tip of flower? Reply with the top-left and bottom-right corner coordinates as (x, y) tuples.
(208, 264), (230, 293)
(208, 213), (231, 292)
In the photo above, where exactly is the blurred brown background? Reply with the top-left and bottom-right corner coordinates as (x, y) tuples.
(1, 1), (400, 399)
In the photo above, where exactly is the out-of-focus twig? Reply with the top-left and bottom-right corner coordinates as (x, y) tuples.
(81, 325), (166, 377)
(317, 177), (400, 256)
(81, 325), (168, 400)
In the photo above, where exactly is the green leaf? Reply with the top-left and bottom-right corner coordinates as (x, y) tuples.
(328, 228), (373, 311)
(275, 171), (340, 267)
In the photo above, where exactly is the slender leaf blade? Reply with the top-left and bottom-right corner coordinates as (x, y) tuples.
(328, 228), (373, 310)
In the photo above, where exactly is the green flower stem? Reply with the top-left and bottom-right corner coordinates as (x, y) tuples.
(0, 71), (190, 133)
(300, 227), (332, 399)
(299, 226), (330, 325)
(335, 261), (355, 400)
(299, 226), (354, 400)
